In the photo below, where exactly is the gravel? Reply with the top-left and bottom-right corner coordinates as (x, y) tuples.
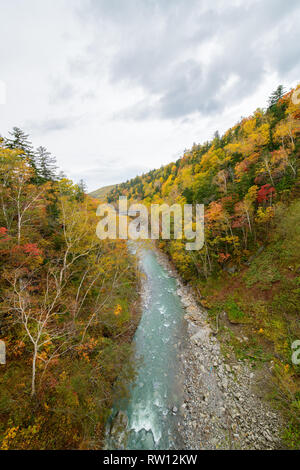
(155, 249), (285, 450)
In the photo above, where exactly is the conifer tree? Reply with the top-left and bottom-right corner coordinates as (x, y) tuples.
(268, 85), (284, 108)
(78, 179), (87, 192)
(76, 179), (87, 202)
(5, 127), (34, 158)
(35, 146), (58, 181)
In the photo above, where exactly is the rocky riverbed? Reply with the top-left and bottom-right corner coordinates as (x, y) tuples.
(155, 249), (284, 450)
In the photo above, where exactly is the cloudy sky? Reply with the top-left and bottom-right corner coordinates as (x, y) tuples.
(0, 0), (299, 191)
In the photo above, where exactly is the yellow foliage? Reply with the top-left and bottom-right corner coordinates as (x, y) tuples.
(255, 206), (275, 224)
(114, 304), (122, 316)
(1, 426), (19, 450)
(243, 118), (256, 135)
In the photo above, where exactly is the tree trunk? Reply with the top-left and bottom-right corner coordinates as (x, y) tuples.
(31, 346), (37, 397)
(17, 214), (21, 244)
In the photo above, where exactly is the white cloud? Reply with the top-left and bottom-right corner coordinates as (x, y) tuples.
(0, 0), (299, 191)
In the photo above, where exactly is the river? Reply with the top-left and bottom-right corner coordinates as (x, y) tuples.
(105, 246), (186, 450)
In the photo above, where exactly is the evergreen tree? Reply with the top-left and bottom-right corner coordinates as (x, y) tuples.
(4, 127), (34, 159)
(78, 179), (87, 193)
(35, 146), (58, 181)
(268, 85), (285, 108)
(213, 130), (221, 148)
(268, 85), (288, 130)
(76, 179), (87, 202)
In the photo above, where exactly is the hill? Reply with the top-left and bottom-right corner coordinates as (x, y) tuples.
(107, 84), (300, 448)
(89, 184), (116, 201)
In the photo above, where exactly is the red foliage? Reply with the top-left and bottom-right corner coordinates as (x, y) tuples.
(257, 184), (276, 204)
(232, 217), (245, 229)
(220, 196), (234, 211)
(22, 244), (43, 257)
(11, 243), (43, 257)
(218, 252), (231, 264)
(0, 227), (9, 243)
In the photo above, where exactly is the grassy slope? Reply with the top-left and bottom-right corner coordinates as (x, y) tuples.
(89, 185), (116, 201)
(196, 199), (300, 448)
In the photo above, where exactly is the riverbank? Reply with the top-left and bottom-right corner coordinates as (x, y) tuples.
(154, 248), (285, 450)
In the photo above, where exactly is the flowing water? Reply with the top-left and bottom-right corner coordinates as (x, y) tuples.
(105, 246), (186, 450)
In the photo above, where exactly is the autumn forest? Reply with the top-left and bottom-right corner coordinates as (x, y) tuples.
(0, 83), (300, 450)
(0, 128), (140, 449)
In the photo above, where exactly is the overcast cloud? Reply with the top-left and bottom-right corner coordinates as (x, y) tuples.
(0, 0), (299, 190)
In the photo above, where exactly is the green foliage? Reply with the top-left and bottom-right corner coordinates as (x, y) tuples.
(224, 298), (245, 323)
(245, 253), (282, 289)
(283, 421), (300, 450)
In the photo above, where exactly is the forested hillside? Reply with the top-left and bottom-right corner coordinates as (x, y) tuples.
(1, 83), (300, 449)
(0, 129), (139, 449)
(106, 85), (300, 447)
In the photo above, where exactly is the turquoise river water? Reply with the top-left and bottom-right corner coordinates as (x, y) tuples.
(105, 247), (186, 450)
